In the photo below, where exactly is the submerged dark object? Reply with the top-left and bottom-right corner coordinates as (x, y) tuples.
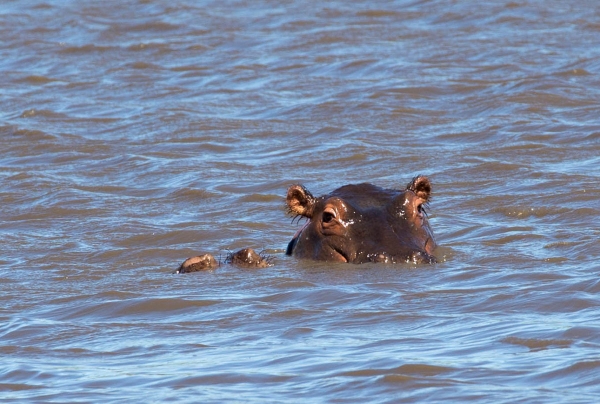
(177, 254), (219, 273)
(177, 176), (436, 273)
(177, 249), (271, 273)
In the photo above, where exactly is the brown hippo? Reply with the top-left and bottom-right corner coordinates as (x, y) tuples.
(285, 176), (436, 264)
(177, 249), (271, 273)
(177, 176), (436, 273)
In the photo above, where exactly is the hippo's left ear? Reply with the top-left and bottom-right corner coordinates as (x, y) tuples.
(286, 185), (316, 218)
(407, 175), (432, 202)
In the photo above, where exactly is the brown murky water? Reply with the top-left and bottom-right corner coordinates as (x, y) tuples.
(2, 0), (600, 402)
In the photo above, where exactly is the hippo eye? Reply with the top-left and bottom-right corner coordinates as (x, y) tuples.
(322, 211), (335, 223)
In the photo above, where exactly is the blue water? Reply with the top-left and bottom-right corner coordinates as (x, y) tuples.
(1, 0), (600, 402)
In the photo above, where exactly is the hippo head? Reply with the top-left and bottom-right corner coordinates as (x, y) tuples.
(285, 176), (437, 264)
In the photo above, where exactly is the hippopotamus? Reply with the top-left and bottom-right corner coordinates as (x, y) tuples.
(177, 249), (271, 273)
(177, 176), (436, 273)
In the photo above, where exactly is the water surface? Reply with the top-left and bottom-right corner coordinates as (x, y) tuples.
(1, 0), (600, 402)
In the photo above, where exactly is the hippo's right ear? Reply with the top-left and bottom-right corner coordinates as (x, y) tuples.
(407, 175), (432, 202)
(286, 185), (316, 218)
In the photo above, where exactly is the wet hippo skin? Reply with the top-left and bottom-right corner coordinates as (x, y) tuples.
(285, 176), (436, 264)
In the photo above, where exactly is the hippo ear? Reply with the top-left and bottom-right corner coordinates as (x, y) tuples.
(407, 175), (432, 202)
(286, 185), (316, 218)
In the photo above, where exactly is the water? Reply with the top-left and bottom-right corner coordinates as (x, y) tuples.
(1, 0), (600, 402)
